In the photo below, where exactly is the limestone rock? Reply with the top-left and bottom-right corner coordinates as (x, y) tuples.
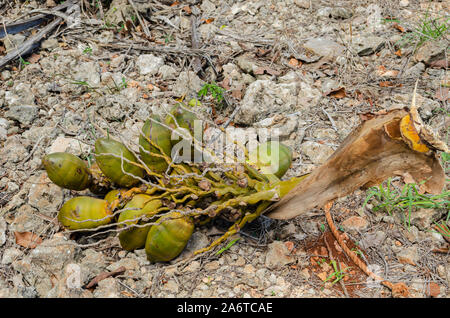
(265, 241), (295, 269)
(301, 141), (334, 164)
(5, 105), (38, 126)
(236, 80), (298, 125)
(136, 54), (164, 76)
(172, 71), (204, 96)
(303, 37), (345, 58)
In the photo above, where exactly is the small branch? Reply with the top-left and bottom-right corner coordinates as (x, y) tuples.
(0, 17), (62, 69)
(323, 201), (410, 297)
(128, 0), (151, 37)
(85, 266), (126, 289)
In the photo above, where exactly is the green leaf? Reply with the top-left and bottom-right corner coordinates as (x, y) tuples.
(215, 238), (240, 255)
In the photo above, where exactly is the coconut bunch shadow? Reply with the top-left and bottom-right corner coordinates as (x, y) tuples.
(43, 102), (300, 263)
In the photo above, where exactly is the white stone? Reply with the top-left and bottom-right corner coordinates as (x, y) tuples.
(136, 54), (164, 76)
(2, 248), (23, 265)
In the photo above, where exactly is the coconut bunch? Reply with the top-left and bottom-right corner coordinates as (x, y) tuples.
(42, 103), (302, 263)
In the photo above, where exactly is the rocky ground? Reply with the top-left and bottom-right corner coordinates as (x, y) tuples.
(0, 0), (449, 298)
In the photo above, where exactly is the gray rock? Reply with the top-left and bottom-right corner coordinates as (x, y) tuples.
(396, 246), (419, 266)
(12, 256), (53, 297)
(265, 241), (295, 269)
(73, 61), (101, 86)
(4, 83), (35, 107)
(200, 0), (216, 13)
(1, 70), (11, 80)
(47, 136), (90, 155)
(330, 7), (352, 19)
(47, 264), (94, 298)
(0, 118), (9, 129)
(27, 172), (64, 216)
(365, 4), (384, 33)
(294, 0), (310, 9)
(400, 0), (409, 6)
(3, 34), (26, 52)
(0, 126), (7, 141)
(2, 248), (23, 265)
(279, 223), (299, 240)
(256, 115), (299, 140)
(30, 234), (80, 272)
(410, 208), (443, 231)
(182, 260), (201, 273)
(136, 54), (164, 76)
(403, 62), (425, 79)
(301, 141), (334, 164)
(107, 257), (139, 273)
(41, 38), (59, 50)
(93, 277), (120, 298)
(340, 216), (369, 233)
(312, 128), (338, 141)
(8, 204), (48, 234)
(158, 65), (177, 80)
(415, 41), (446, 64)
(172, 71), (204, 96)
(162, 279), (179, 294)
(317, 7), (332, 18)
(176, 231), (210, 261)
(104, 0), (134, 25)
(5, 105), (38, 126)
(359, 231), (386, 249)
(0, 136), (28, 164)
(352, 36), (385, 56)
(437, 264), (450, 285)
(96, 94), (133, 121)
(198, 23), (218, 40)
(19, 286), (38, 298)
(0, 217), (6, 246)
(321, 78), (341, 95)
(236, 55), (259, 74)
(0, 279), (19, 298)
(79, 249), (109, 284)
(303, 37), (345, 58)
(236, 80), (298, 125)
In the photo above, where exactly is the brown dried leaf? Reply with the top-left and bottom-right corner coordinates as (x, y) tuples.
(201, 18), (215, 24)
(14, 231), (43, 249)
(394, 49), (402, 57)
(317, 272), (328, 282)
(254, 66), (281, 76)
(376, 65), (399, 77)
(359, 112), (376, 121)
(219, 78), (231, 90)
(379, 81), (401, 87)
(428, 59), (449, 69)
(435, 88), (448, 102)
(28, 53), (41, 64)
(289, 58), (300, 67)
(328, 87), (346, 99)
(231, 88), (242, 100)
(392, 23), (406, 33)
(427, 283), (441, 297)
(182, 5), (192, 14)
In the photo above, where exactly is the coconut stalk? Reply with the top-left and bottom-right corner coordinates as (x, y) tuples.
(266, 86), (448, 219)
